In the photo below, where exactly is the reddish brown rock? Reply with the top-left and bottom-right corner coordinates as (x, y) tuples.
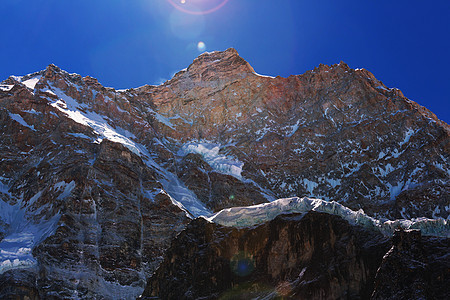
(135, 49), (449, 219)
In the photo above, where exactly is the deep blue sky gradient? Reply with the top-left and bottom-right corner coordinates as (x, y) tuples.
(1, 0), (449, 122)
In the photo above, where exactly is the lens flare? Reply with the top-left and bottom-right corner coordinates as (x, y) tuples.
(168, 0), (229, 15)
(230, 252), (255, 277)
(197, 41), (206, 52)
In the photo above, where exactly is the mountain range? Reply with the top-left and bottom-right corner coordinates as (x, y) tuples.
(0, 48), (448, 299)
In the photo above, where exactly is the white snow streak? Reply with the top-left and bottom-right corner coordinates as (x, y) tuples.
(22, 76), (42, 90)
(49, 86), (142, 155)
(8, 113), (35, 131)
(0, 84), (13, 91)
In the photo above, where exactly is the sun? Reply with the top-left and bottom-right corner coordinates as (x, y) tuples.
(197, 41), (206, 52)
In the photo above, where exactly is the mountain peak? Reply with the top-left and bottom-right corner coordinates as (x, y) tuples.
(184, 48), (255, 81)
(45, 63), (61, 73)
(194, 47), (241, 63)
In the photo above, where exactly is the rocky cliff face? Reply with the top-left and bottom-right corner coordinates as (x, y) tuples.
(142, 211), (391, 299)
(142, 213), (449, 300)
(372, 229), (450, 299)
(0, 48), (448, 298)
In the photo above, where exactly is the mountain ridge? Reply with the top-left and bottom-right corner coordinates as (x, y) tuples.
(1, 48), (449, 219)
(5, 48), (449, 130)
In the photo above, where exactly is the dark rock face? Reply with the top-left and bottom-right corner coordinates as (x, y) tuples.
(372, 229), (450, 300)
(142, 212), (390, 299)
(0, 270), (40, 300)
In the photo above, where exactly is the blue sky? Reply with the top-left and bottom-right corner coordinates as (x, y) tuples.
(1, 0), (449, 123)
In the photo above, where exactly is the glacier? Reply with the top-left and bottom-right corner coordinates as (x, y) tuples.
(208, 197), (450, 237)
(0, 182), (60, 274)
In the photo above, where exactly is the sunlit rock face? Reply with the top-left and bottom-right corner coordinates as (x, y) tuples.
(142, 48), (449, 220)
(0, 48), (448, 298)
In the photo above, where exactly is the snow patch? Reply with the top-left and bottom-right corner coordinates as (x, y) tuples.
(302, 178), (318, 194)
(400, 128), (415, 146)
(158, 178), (210, 217)
(55, 180), (76, 200)
(179, 142), (244, 179)
(44, 89), (56, 96)
(387, 182), (404, 200)
(376, 85), (388, 91)
(23, 108), (41, 115)
(168, 114), (193, 125)
(21, 75), (42, 90)
(391, 148), (404, 158)
(0, 84), (14, 91)
(255, 124), (271, 141)
(434, 162), (450, 177)
(253, 72), (275, 79)
(141, 157), (211, 218)
(326, 178), (341, 188)
(286, 119), (302, 137)
(147, 108), (175, 129)
(67, 132), (94, 140)
(8, 113), (35, 131)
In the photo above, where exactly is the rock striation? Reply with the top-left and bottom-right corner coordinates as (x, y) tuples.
(372, 229), (450, 299)
(141, 213), (449, 299)
(0, 67), (191, 298)
(0, 48), (448, 298)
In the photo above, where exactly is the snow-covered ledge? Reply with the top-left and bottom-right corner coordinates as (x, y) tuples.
(207, 197), (450, 237)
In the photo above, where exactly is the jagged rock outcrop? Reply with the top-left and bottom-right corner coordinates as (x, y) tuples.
(0, 48), (448, 298)
(141, 211), (390, 299)
(371, 229), (450, 299)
